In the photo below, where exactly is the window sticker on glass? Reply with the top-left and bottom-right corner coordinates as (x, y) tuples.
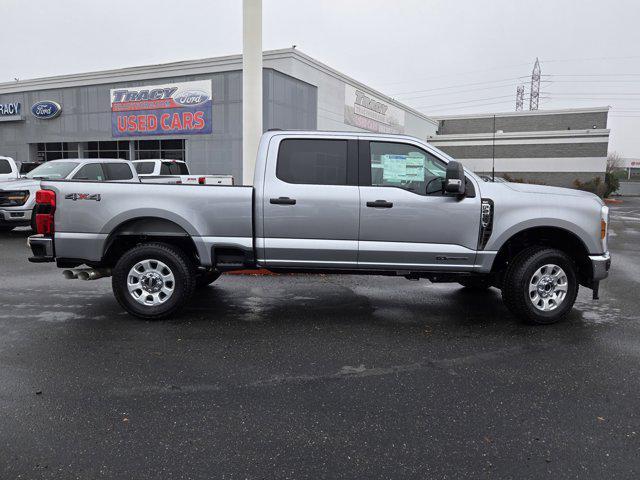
(380, 153), (425, 183)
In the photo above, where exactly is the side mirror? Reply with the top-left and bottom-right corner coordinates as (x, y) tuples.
(444, 161), (466, 196)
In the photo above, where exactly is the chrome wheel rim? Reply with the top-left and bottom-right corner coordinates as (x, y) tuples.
(127, 259), (175, 306)
(528, 264), (568, 312)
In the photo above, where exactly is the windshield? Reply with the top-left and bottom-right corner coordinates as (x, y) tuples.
(26, 161), (79, 179)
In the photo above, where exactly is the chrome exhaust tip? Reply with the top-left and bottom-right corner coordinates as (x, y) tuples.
(77, 268), (111, 281)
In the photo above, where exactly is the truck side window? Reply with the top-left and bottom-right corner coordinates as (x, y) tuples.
(104, 163), (133, 181)
(277, 139), (348, 185)
(160, 163), (172, 175)
(177, 163), (189, 175)
(73, 163), (105, 181)
(369, 142), (446, 195)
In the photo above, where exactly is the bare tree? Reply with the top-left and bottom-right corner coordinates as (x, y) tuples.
(607, 151), (622, 174)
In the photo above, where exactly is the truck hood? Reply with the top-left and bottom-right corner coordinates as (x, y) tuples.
(0, 178), (41, 191)
(505, 182), (603, 204)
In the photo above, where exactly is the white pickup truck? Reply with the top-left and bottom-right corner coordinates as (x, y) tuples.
(133, 159), (233, 185)
(0, 156), (20, 182)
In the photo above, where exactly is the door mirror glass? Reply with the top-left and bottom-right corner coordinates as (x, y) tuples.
(444, 161), (466, 196)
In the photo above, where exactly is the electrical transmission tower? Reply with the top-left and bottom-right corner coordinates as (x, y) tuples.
(529, 57), (541, 110)
(515, 85), (524, 111)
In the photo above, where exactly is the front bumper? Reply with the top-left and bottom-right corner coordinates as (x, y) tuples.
(589, 252), (611, 281)
(27, 234), (55, 263)
(0, 207), (32, 225)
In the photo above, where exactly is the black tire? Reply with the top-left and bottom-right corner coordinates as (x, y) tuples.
(196, 270), (221, 288)
(112, 242), (196, 319)
(458, 277), (492, 290)
(31, 209), (37, 232)
(502, 247), (578, 325)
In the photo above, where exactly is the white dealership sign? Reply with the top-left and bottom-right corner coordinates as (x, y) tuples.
(344, 84), (405, 134)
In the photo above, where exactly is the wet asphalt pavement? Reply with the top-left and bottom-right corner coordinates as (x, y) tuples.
(1, 199), (639, 479)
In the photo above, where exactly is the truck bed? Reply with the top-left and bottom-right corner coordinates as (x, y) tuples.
(41, 180), (254, 266)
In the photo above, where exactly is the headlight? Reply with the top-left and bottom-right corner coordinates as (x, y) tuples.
(600, 205), (609, 252)
(0, 190), (30, 207)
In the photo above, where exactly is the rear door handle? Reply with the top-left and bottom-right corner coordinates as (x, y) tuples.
(366, 200), (393, 208)
(270, 197), (296, 205)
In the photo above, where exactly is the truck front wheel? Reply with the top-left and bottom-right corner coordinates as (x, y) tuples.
(112, 242), (196, 319)
(502, 247), (578, 325)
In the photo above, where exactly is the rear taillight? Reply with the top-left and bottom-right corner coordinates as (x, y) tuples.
(35, 189), (56, 235)
(198, 176), (206, 185)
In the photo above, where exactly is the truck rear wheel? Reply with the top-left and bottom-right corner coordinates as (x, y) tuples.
(502, 247), (578, 325)
(112, 242), (196, 319)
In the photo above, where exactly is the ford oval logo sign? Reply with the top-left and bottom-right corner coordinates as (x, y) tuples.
(31, 101), (62, 120)
(173, 90), (209, 107)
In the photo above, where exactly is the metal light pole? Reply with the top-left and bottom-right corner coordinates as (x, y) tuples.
(242, 0), (262, 185)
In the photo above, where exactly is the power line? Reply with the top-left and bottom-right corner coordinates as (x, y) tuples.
(414, 94), (516, 109)
(397, 82), (530, 101)
(389, 77), (529, 96)
(375, 62), (534, 87)
(545, 73), (640, 77)
(542, 54), (640, 63)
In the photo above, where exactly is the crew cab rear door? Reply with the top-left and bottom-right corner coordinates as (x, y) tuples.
(357, 139), (481, 270)
(260, 136), (359, 268)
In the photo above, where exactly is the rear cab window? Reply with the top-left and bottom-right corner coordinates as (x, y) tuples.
(176, 162), (189, 175)
(104, 163), (134, 181)
(73, 163), (105, 181)
(134, 162), (156, 175)
(161, 162), (186, 175)
(276, 139), (349, 185)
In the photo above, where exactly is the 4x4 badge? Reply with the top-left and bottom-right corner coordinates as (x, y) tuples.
(65, 193), (101, 202)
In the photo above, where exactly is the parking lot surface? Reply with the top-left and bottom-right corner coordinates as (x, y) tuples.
(1, 199), (639, 479)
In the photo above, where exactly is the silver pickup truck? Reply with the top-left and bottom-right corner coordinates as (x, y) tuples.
(28, 131), (610, 325)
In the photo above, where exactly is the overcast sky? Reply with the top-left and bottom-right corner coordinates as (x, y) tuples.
(2, 0), (640, 156)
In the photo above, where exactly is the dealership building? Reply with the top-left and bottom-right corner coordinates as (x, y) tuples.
(0, 48), (437, 180)
(428, 107), (611, 186)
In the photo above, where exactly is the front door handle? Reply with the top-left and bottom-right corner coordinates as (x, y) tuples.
(270, 196), (296, 205)
(366, 200), (393, 208)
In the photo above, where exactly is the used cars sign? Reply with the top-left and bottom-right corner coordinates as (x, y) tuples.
(110, 80), (213, 137)
(31, 101), (62, 119)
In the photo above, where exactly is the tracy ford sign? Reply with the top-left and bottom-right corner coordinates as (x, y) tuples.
(0, 102), (20, 116)
(344, 84), (405, 134)
(110, 80), (213, 137)
(31, 100), (62, 119)
(0, 101), (23, 122)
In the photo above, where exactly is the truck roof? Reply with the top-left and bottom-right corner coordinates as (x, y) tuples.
(262, 129), (426, 142)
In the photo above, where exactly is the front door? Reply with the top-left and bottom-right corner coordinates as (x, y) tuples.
(261, 137), (360, 268)
(357, 139), (481, 270)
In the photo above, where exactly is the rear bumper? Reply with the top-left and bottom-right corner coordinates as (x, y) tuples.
(27, 234), (55, 263)
(589, 252), (611, 281)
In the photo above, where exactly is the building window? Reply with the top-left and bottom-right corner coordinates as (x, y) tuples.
(85, 141), (130, 159)
(36, 142), (79, 162)
(134, 139), (185, 161)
